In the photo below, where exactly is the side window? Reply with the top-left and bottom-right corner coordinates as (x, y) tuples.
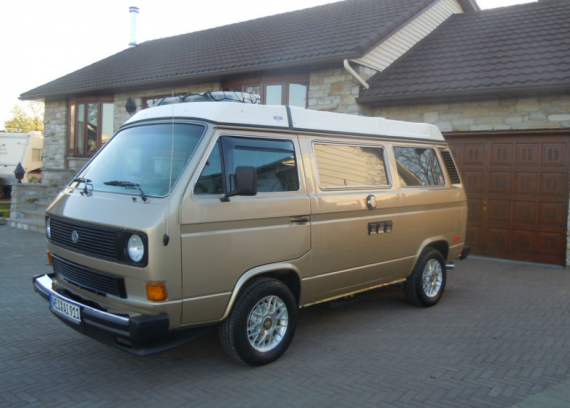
(223, 137), (299, 193)
(393, 146), (445, 187)
(314, 143), (389, 189)
(195, 142), (224, 194)
(195, 136), (299, 194)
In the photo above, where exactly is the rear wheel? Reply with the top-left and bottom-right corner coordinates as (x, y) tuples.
(403, 248), (446, 307)
(219, 278), (297, 366)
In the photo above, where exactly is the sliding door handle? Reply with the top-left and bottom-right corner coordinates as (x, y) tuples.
(290, 217), (310, 224)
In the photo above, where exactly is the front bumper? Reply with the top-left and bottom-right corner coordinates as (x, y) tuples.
(33, 274), (211, 355)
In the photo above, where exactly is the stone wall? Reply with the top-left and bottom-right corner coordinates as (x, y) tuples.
(43, 100), (68, 170)
(37, 101), (79, 207)
(374, 95), (570, 132)
(309, 65), (376, 116)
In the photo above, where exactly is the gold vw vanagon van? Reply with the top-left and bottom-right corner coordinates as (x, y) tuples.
(34, 94), (469, 366)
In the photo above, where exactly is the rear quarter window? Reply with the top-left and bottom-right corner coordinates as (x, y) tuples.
(393, 146), (445, 187)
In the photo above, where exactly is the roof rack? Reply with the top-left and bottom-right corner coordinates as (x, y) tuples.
(149, 91), (261, 107)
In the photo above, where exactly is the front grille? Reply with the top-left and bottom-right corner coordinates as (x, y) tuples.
(50, 217), (118, 260)
(53, 255), (127, 298)
(48, 217), (148, 266)
(441, 151), (461, 185)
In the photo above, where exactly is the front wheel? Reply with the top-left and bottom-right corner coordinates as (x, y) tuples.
(219, 278), (297, 366)
(403, 248), (446, 307)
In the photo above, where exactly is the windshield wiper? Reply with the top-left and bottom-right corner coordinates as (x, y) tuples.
(73, 178), (92, 196)
(103, 180), (148, 202)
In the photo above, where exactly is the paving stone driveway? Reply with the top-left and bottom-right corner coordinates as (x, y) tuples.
(1, 226), (570, 408)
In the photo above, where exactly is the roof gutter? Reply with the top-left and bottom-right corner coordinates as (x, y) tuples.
(344, 60), (370, 90)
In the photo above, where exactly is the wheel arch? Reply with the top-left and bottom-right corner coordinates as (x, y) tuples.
(416, 237), (450, 262)
(403, 244), (448, 307)
(221, 263), (302, 320)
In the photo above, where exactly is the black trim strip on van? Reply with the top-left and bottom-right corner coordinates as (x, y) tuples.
(291, 127), (442, 143)
(285, 106), (294, 130)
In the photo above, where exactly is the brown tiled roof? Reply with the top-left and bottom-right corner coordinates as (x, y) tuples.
(21, 0), (445, 100)
(358, 1), (570, 106)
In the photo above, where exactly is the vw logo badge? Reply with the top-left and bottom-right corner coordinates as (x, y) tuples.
(71, 230), (79, 244)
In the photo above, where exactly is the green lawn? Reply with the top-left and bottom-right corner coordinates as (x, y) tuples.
(0, 203), (10, 218)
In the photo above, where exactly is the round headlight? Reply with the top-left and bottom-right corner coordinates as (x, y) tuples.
(46, 217), (51, 239)
(127, 234), (144, 263)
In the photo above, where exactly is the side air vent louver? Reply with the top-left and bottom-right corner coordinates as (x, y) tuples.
(441, 151), (461, 185)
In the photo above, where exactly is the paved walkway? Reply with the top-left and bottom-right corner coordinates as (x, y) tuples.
(1, 226), (570, 408)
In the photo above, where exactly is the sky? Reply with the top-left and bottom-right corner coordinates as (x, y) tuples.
(0, 0), (537, 129)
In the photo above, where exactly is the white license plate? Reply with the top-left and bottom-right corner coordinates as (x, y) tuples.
(50, 294), (81, 324)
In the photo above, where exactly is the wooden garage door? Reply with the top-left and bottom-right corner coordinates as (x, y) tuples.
(447, 132), (569, 265)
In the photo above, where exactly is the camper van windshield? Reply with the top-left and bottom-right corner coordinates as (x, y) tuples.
(74, 123), (205, 197)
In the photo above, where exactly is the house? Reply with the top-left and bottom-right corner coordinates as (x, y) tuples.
(15, 0), (570, 266)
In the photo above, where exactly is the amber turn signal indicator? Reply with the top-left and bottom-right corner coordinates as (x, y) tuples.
(146, 282), (167, 301)
(46, 251), (52, 265)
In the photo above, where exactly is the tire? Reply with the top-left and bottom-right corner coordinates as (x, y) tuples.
(219, 277), (297, 366)
(403, 248), (446, 307)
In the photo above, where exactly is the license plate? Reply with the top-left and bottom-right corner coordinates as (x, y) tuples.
(50, 294), (81, 324)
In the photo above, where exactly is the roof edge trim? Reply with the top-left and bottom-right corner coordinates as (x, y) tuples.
(357, 84), (570, 107)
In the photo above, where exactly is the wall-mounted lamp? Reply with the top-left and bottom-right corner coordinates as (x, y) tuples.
(125, 97), (137, 115)
(14, 162), (25, 183)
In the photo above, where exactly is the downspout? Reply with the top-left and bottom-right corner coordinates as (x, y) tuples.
(344, 59), (370, 90)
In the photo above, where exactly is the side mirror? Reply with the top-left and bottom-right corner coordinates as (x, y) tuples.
(220, 166), (257, 202)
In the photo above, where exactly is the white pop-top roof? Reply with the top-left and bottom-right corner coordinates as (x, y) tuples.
(125, 102), (444, 142)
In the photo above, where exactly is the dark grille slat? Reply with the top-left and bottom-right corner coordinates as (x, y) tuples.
(52, 236), (116, 250)
(52, 256), (126, 298)
(52, 227), (115, 239)
(55, 231), (114, 241)
(52, 231), (116, 246)
(441, 151), (461, 184)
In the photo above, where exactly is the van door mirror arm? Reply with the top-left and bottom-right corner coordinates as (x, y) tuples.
(220, 166), (258, 202)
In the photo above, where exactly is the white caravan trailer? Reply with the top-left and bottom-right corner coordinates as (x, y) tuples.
(0, 131), (43, 194)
